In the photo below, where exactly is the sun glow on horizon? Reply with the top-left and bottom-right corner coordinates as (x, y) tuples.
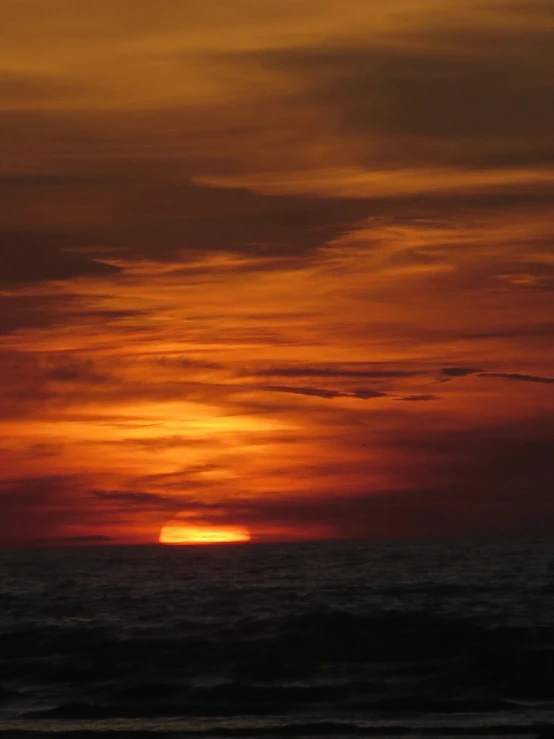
(159, 522), (252, 545)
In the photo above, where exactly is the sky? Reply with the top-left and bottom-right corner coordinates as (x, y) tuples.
(0, 0), (553, 547)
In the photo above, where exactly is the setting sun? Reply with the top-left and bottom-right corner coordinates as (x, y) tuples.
(159, 522), (252, 545)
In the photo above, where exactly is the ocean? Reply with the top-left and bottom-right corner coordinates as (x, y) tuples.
(1, 540), (553, 739)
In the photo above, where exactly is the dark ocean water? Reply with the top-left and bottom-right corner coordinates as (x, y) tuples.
(1, 540), (554, 739)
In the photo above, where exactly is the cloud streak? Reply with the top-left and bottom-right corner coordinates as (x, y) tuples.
(479, 372), (554, 385)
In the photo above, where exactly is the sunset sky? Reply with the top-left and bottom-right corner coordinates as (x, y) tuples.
(0, 0), (553, 547)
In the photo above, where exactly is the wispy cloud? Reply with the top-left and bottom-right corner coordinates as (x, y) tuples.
(479, 372), (554, 385)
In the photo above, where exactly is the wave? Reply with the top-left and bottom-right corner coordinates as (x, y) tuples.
(2, 606), (554, 720)
(0, 721), (544, 739)
(0, 610), (537, 664)
(2, 609), (554, 709)
(24, 695), (529, 720)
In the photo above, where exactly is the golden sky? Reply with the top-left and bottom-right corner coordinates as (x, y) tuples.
(0, 0), (553, 546)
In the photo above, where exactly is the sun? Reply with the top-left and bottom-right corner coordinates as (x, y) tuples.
(159, 521), (251, 545)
